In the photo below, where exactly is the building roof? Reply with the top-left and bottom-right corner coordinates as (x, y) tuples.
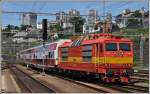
(25, 31), (42, 38)
(13, 31), (28, 38)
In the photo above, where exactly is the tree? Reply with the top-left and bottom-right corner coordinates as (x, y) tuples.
(49, 24), (63, 32)
(20, 24), (32, 30)
(6, 24), (15, 31)
(3, 24), (15, 37)
(132, 10), (142, 17)
(14, 26), (19, 30)
(127, 19), (140, 28)
(127, 10), (143, 28)
(69, 17), (85, 33)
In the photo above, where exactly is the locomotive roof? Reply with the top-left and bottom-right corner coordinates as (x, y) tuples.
(59, 34), (132, 47)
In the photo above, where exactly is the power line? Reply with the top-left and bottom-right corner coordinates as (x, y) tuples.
(38, 2), (47, 12)
(2, 0), (146, 2)
(103, 0), (105, 18)
(31, 1), (37, 12)
(107, 1), (130, 10)
(2, 11), (143, 20)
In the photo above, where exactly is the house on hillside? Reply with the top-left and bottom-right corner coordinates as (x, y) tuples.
(13, 31), (42, 43)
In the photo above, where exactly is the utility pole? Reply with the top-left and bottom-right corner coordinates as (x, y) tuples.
(139, 34), (144, 67)
(141, 7), (146, 32)
(103, 0), (105, 19)
(103, 0), (106, 33)
(13, 41), (16, 55)
(74, 23), (75, 35)
(27, 32), (30, 69)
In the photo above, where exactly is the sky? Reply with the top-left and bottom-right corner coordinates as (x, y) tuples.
(2, 0), (149, 26)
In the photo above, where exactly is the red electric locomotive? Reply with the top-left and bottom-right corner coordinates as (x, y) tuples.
(58, 33), (133, 83)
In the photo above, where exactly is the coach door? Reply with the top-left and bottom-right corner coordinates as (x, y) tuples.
(95, 43), (103, 73)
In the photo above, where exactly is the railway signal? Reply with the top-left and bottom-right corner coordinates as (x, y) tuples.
(42, 19), (48, 75)
(42, 19), (48, 41)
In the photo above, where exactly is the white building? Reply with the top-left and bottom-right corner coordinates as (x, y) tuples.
(68, 9), (80, 17)
(22, 13), (37, 27)
(83, 21), (101, 34)
(37, 22), (42, 29)
(83, 9), (100, 33)
(88, 9), (99, 25)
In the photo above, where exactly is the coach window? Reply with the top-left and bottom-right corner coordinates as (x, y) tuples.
(49, 51), (54, 58)
(61, 48), (68, 61)
(82, 45), (92, 62)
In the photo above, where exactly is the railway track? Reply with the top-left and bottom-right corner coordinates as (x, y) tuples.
(103, 84), (149, 93)
(47, 73), (119, 93)
(17, 65), (118, 93)
(131, 71), (149, 81)
(18, 64), (149, 93)
(48, 73), (149, 93)
(131, 76), (149, 81)
(134, 73), (149, 77)
(10, 66), (55, 93)
(123, 85), (149, 92)
(48, 71), (149, 93)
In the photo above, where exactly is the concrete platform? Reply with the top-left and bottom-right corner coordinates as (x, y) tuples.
(1, 69), (21, 93)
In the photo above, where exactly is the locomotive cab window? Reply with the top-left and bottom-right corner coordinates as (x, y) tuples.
(119, 43), (130, 51)
(106, 43), (117, 51)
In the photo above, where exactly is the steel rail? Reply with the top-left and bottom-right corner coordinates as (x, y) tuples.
(10, 65), (55, 93)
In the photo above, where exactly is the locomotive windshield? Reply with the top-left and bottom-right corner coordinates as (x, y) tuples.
(106, 43), (117, 51)
(119, 43), (130, 51)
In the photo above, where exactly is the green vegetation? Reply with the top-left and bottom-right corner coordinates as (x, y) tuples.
(49, 24), (63, 32)
(127, 10), (142, 27)
(5, 24), (19, 31)
(20, 24), (32, 30)
(69, 17), (85, 33)
(125, 28), (148, 35)
(127, 19), (141, 27)
(112, 28), (149, 38)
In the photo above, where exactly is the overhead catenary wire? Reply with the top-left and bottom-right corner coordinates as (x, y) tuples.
(31, 1), (37, 12)
(2, 0), (146, 2)
(1, 11), (143, 20)
(1, 31), (144, 37)
(38, 1), (47, 12)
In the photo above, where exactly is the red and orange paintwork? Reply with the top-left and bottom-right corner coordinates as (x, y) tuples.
(58, 34), (133, 83)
